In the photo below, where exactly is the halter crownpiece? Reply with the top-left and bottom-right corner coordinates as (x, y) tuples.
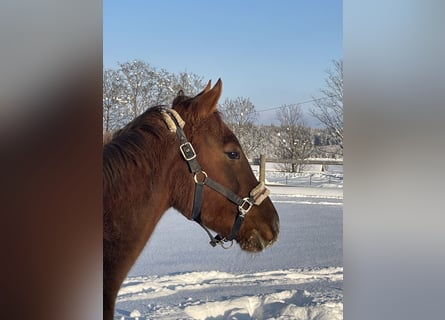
(161, 109), (185, 133)
(160, 107), (271, 248)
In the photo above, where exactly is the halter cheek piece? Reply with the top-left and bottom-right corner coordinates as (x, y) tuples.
(161, 108), (270, 248)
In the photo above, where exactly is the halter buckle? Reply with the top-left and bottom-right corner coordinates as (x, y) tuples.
(238, 198), (254, 216)
(180, 142), (197, 161)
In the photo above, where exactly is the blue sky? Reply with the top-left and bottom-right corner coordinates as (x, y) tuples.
(104, 0), (342, 124)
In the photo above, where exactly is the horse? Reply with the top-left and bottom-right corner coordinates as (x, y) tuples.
(103, 79), (279, 319)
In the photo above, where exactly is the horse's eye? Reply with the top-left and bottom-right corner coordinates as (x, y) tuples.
(225, 151), (240, 160)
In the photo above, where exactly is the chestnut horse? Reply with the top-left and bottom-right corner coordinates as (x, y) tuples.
(103, 79), (279, 319)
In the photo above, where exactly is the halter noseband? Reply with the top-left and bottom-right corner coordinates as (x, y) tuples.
(161, 108), (270, 248)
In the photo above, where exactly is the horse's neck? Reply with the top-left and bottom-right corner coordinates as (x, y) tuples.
(103, 125), (177, 242)
(103, 117), (181, 318)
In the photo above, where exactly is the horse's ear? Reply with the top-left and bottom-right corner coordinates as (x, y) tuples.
(172, 89), (188, 107)
(193, 79), (222, 118)
(203, 80), (212, 93)
(194, 80), (212, 98)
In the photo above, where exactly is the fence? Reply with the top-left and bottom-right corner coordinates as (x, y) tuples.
(251, 155), (343, 187)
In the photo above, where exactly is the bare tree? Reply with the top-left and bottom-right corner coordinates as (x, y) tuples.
(275, 104), (313, 172)
(310, 59), (343, 154)
(219, 97), (262, 158)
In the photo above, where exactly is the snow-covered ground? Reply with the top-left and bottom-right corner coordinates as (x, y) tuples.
(115, 169), (343, 319)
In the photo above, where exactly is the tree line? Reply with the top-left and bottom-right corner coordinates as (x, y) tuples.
(103, 59), (343, 172)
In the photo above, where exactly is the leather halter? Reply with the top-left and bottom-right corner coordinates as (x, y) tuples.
(161, 108), (270, 248)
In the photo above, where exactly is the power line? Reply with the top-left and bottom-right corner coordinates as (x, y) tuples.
(255, 95), (341, 113)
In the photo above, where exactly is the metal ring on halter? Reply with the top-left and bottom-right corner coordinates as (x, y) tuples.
(238, 198), (254, 216)
(194, 171), (208, 185)
(221, 239), (234, 249)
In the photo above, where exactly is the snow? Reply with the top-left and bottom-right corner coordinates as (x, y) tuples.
(115, 170), (343, 319)
(117, 268), (342, 319)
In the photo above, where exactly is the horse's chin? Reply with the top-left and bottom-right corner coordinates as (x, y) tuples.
(238, 229), (276, 252)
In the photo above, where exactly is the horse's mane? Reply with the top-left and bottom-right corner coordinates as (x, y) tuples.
(103, 106), (175, 240)
(104, 107), (172, 197)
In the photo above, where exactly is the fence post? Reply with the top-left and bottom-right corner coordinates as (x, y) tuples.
(259, 154), (266, 184)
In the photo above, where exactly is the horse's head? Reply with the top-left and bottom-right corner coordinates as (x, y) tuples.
(169, 79), (279, 252)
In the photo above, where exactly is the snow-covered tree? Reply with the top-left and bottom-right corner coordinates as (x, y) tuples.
(118, 60), (162, 120)
(219, 97), (263, 158)
(103, 68), (128, 132)
(103, 61), (209, 134)
(171, 71), (206, 97)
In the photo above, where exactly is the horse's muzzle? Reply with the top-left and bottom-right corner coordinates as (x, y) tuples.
(239, 206), (279, 252)
(239, 228), (278, 252)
